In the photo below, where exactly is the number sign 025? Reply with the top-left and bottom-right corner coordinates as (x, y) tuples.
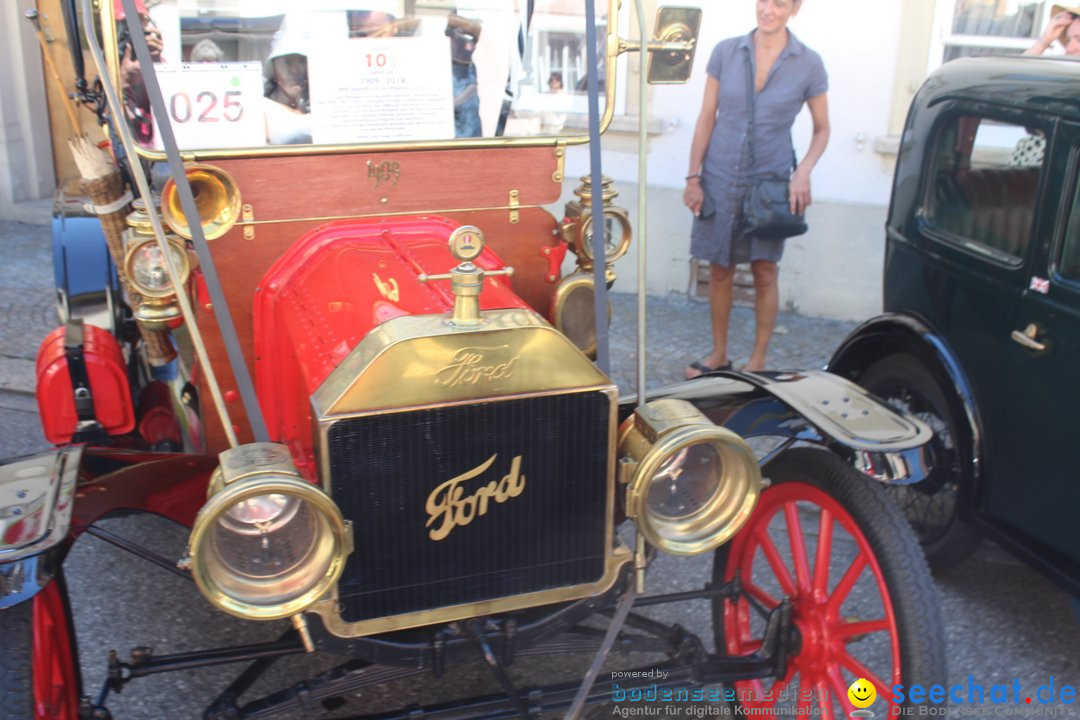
(153, 63), (266, 150)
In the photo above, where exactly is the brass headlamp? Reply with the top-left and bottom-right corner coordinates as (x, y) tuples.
(561, 175), (632, 270)
(618, 399), (761, 556)
(122, 202), (190, 331)
(187, 443), (352, 621)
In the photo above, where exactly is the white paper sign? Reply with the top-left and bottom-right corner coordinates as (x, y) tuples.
(153, 63), (267, 150)
(309, 36), (454, 144)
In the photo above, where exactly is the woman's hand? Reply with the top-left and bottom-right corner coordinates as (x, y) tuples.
(789, 166), (812, 215)
(1029, 12), (1074, 54)
(684, 178), (704, 217)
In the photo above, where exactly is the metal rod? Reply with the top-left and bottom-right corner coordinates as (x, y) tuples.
(634, 0), (649, 408)
(119, 0), (269, 443)
(25, 10), (82, 136)
(585, 0), (609, 373)
(563, 584), (637, 719)
(127, 638), (306, 678)
(84, 525), (191, 581)
(79, 0), (240, 447)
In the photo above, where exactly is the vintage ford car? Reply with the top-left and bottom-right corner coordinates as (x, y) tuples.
(830, 55), (1080, 596)
(2, 1), (945, 718)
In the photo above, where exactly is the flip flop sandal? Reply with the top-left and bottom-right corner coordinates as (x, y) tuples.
(686, 360), (733, 377)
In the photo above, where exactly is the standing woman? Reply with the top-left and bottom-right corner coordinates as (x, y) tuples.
(684, 0), (829, 376)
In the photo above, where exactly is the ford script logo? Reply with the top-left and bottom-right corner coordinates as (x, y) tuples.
(425, 454), (526, 541)
(434, 346), (519, 388)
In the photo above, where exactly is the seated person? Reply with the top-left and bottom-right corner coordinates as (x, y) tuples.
(263, 30), (312, 145)
(115, 0), (163, 145)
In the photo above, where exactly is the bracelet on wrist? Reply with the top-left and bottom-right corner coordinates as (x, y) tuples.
(685, 174), (701, 181)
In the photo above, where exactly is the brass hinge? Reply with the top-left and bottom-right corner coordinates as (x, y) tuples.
(242, 204), (254, 240)
(508, 190), (520, 225)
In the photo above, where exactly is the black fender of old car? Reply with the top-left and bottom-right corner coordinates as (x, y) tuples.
(826, 311), (984, 489)
(626, 367), (934, 486)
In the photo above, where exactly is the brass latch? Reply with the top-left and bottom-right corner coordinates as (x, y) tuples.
(242, 204), (255, 240)
(508, 190), (520, 225)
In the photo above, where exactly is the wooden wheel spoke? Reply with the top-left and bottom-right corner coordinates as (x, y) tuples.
(827, 553), (867, 613)
(784, 502), (812, 593)
(840, 652), (890, 701)
(812, 508), (834, 597)
(836, 617), (890, 638)
(828, 663), (857, 715)
(756, 527), (797, 597)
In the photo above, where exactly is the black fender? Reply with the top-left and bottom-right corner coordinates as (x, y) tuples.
(826, 312), (984, 488)
(627, 369), (934, 486)
(0, 447), (81, 609)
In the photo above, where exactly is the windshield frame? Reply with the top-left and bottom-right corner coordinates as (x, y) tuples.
(101, 0), (621, 161)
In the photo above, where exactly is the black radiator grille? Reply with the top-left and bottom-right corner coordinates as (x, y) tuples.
(327, 391), (611, 623)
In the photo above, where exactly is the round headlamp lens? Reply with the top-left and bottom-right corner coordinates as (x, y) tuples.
(130, 241), (185, 294)
(210, 494), (316, 581)
(645, 443), (724, 519)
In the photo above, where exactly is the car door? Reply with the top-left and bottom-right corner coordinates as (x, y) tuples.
(983, 119), (1080, 579)
(900, 109), (1046, 536)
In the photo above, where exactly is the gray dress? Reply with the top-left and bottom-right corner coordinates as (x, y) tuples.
(690, 30), (828, 267)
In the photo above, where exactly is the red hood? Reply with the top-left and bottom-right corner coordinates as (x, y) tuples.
(253, 216), (529, 477)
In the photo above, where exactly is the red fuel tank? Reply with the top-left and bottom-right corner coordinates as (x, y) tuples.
(36, 324), (135, 444)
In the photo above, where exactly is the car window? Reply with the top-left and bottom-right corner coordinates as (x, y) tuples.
(926, 115), (1044, 265)
(1058, 167), (1080, 282)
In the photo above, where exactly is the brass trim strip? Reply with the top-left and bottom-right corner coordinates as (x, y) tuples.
(234, 201), (552, 229)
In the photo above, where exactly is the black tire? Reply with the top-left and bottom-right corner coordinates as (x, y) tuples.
(0, 579), (81, 720)
(860, 353), (983, 570)
(713, 447), (945, 715)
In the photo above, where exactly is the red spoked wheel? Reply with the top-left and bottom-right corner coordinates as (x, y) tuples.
(713, 448), (944, 719)
(0, 577), (80, 720)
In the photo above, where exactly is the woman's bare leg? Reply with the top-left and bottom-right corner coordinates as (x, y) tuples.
(686, 262), (735, 379)
(744, 260), (779, 371)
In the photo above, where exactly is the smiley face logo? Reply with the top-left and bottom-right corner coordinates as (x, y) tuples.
(848, 678), (876, 709)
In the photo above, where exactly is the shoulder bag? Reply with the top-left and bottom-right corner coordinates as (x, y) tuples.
(739, 48), (808, 240)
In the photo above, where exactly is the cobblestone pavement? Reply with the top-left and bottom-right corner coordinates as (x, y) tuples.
(0, 219), (56, 395)
(606, 291), (856, 395)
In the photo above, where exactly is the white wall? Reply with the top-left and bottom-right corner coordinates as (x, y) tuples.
(0, 0), (55, 218)
(558, 0), (909, 320)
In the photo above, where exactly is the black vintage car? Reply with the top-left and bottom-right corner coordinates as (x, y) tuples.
(830, 55), (1080, 595)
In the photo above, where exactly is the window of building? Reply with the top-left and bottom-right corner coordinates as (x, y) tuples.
(929, 0), (1054, 67)
(926, 115), (1045, 264)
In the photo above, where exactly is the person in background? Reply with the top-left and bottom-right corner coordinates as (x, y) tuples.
(263, 29), (312, 145)
(115, 0), (163, 145)
(1025, 5), (1080, 56)
(683, 0), (829, 376)
(541, 71), (568, 134)
(447, 12), (483, 138)
(190, 38), (225, 63)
